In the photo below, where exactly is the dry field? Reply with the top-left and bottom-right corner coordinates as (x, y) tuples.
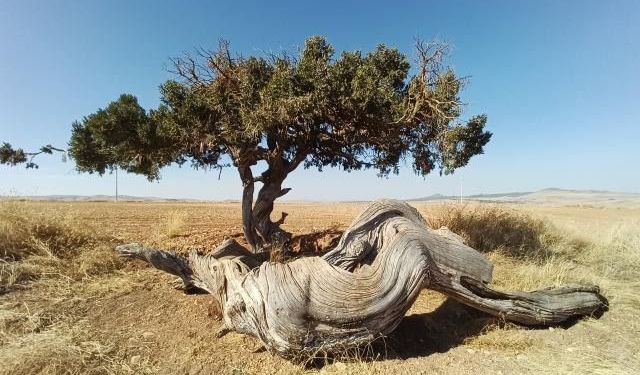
(1, 199), (639, 374)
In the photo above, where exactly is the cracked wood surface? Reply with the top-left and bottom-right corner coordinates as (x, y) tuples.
(115, 200), (607, 357)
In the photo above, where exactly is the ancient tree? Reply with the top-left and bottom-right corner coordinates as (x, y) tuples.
(117, 200), (607, 358)
(67, 37), (491, 251)
(4, 37), (607, 358)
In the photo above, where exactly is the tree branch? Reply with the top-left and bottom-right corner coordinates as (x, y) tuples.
(0, 142), (66, 169)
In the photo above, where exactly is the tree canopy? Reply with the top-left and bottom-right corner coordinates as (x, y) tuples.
(68, 36), (491, 250)
(69, 37), (490, 179)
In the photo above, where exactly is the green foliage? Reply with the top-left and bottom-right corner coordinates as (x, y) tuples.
(1, 142), (65, 169)
(0, 143), (27, 166)
(68, 36), (492, 182)
(68, 94), (178, 180)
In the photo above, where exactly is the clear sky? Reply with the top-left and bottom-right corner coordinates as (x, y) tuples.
(1, 0), (638, 200)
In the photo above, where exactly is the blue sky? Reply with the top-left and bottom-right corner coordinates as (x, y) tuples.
(1, 0), (638, 200)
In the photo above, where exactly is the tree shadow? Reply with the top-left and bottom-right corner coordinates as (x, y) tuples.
(304, 295), (600, 369)
(385, 297), (602, 365)
(376, 293), (605, 361)
(302, 298), (492, 369)
(379, 298), (493, 359)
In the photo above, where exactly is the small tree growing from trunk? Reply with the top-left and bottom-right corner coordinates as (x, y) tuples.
(67, 37), (491, 251)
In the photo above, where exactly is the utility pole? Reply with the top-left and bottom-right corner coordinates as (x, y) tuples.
(459, 175), (463, 204)
(115, 167), (119, 202)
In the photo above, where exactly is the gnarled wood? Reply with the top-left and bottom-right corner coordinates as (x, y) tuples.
(116, 200), (607, 357)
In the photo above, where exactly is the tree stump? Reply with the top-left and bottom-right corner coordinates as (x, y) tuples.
(116, 200), (607, 358)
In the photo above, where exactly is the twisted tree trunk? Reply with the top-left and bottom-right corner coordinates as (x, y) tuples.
(251, 177), (291, 246)
(237, 164), (292, 252)
(116, 200), (606, 358)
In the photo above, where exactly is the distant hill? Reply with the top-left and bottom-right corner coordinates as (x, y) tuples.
(6, 195), (206, 202)
(412, 191), (531, 201)
(409, 188), (640, 207)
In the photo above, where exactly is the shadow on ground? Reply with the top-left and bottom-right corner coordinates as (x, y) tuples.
(306, 295), (604, 369)
(301, 298), (492, 369)
(383, 299), (492, 359)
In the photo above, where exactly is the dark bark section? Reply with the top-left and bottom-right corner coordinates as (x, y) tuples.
(238, 165), (259, 251)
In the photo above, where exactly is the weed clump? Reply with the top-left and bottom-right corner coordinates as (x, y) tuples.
(162, 210), (189, 239)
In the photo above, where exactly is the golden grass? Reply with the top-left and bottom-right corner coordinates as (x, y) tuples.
(0, 201), (94, 261)
(419, 202), (640, 371)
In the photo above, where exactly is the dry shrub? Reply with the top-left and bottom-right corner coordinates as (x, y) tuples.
(0, 260), (23, 289)
(426, 203), (594, 262)
(162, 210), (189, 238)
(0, 201), (96, 261)
(0, 303), (62, 345)
(295, 335), (385, 372)
(0, 256), (62, 292)
(427, 203), (549, 259)
(0, 201), (122, 292)
(74, 245), (123, 278)
(426, 203), (612, 292)
(486, 252), (578, 291)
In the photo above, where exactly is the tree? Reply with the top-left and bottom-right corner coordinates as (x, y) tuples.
(68, 37), (492, 251)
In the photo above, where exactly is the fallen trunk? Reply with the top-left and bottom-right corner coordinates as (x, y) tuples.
(116, 200), (606, 358)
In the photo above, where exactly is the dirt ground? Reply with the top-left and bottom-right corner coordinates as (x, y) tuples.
(1, 200), (639, 374)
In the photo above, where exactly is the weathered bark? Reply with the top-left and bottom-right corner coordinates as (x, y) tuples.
(252, 177), (292, 246)
(116, 200), (606, 358)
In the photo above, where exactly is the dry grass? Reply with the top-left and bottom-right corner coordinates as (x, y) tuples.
(161, 210), (189, 239)
(0, 307), (155, 375)
(0, 201), (95, 261)
(427, 203), (548, 256)
(293, 336), (387, 371)
(0, 202), (122, 293)
(0, 200), (638, 374)
(464, 323), (539, 352)
(418, 202), (640, 373)
(0, 201), (134, 374)
(425, 203), (593, 262)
